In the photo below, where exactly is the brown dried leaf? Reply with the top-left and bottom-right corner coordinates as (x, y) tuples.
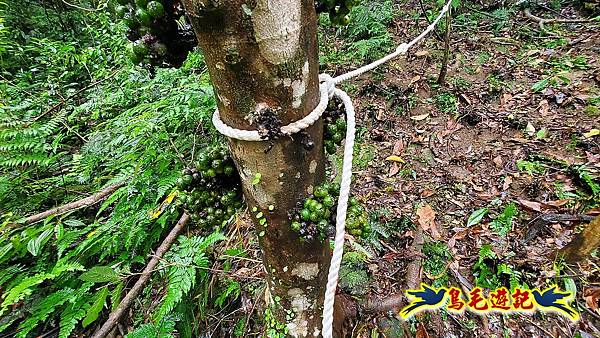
(538, 99), (550, 116)
(420, 189), (435, 198)
(518, 198), (542, 211)
(416, 204), (441, 240)
(416, 322), (430, 338)
(493, 155), (503, 168)
(584, 287), (600, 312)
(393, 140), (404, 155)
(544, 199), (571, 208)
(503, 176), (513, 191)
(388, 162), (400, 177)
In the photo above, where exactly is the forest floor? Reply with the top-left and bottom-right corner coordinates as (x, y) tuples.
(208, 1), (600, 337)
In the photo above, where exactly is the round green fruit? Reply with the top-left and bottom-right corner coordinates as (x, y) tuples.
(146, 1), (164, 18)
(332, 132), (343, 144)
(135, 8), (152, 26)
(135, 0), (148, 7)
(204, 169), (216, 178)
(310, 211), (320, 222)
(317, 220), (329, 232)
(123, 12), (139, 29)
(314, 187), (327, 198)
(291, 221), (301, 232)
(223, 165), (235, 176)
(300, 209), (311, 221)
(340, 15), (351, 25)
(212, 159), (223, 169)
(335, 118), (347, 131)
(326, 123), (338, 135)
(325, 143), (336, 154)
(323, 195), (335, 207)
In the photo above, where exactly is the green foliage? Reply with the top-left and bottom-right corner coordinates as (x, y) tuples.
(466, 208), (488, 227)
(319, 0), (393, 65)
(0, 1), (229, 335)
(154, 233), (225, 321)
(435, 92), (457, 113)
(423, 241), (452, 287)
(125, 318), (177, 338)
(490, 203), (517, 237)
(516, 159), (545, 175)
(339, 251), (370, 296)
(473, 244), (523, 291)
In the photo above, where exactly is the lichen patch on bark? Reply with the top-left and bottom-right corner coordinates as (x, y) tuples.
(251, 0), (301, 64)
(292, 262), (319, 280)
(286, 288), (311, 337)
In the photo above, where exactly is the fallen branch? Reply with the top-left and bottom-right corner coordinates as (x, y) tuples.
(17, 182), (125, 226)
(92, 213), (190, 338)
(524, 8), (593, 34)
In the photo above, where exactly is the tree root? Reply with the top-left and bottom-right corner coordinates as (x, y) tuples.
(92, 213), (189, 338)
(524, 8), (593, 35)
(359, 227), (425, 314)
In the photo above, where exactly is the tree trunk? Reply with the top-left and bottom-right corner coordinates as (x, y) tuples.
(182, 1), (330, 336)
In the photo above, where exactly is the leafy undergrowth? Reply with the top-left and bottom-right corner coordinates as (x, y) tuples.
(1, 0), (599, 337)
(319, 0), (600, 336)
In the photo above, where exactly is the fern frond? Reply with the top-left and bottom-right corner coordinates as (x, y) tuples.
(125, 319), (176, 338)
(15, 288), (74, 338)
(153, 233), (225, 321)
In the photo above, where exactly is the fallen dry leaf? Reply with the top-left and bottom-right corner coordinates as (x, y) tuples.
(538, 99), (550, 116)
(503, 176), (513, 191)
(544, 199), (571, 208)
(583, 129), (599, 139)
(584, 287), (600, 312)
(388, 162), (399, 177)
(493, 155), (503, 168)
(416, 204), (441, 240)
(416, 322), (430, 338)
(518, 198), (542, 212)
(420, 189), (435, 198)
(410, 113), (430, 121)
(392, 140), (404, 155)
(386, 155), (406, 163)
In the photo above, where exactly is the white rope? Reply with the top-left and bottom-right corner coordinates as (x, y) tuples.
(320, 88), (354, 338)
(209, 1), (453, 336)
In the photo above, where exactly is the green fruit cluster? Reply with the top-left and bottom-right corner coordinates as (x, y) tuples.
(175, 145), (243, 228)
(290, 182), (370, 241)
(315, 0), (360, 26)
(323, 97), (347, 154)
(111, 0), (196, 67)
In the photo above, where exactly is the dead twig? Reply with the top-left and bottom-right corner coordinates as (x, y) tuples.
(10, 182), (126, 228)
(524, 8), (593, 35)
(92, 213), (190, 338)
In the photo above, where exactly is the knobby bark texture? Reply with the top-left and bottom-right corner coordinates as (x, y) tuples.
(182, 1), (330, 336)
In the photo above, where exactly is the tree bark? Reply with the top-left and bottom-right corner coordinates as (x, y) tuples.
(182, 1), (329, 337)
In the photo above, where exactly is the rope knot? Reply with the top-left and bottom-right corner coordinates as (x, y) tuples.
(319, 73), (336, 97)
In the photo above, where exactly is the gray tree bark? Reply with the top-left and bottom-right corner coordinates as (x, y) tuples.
(182, 1), (330, 336)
